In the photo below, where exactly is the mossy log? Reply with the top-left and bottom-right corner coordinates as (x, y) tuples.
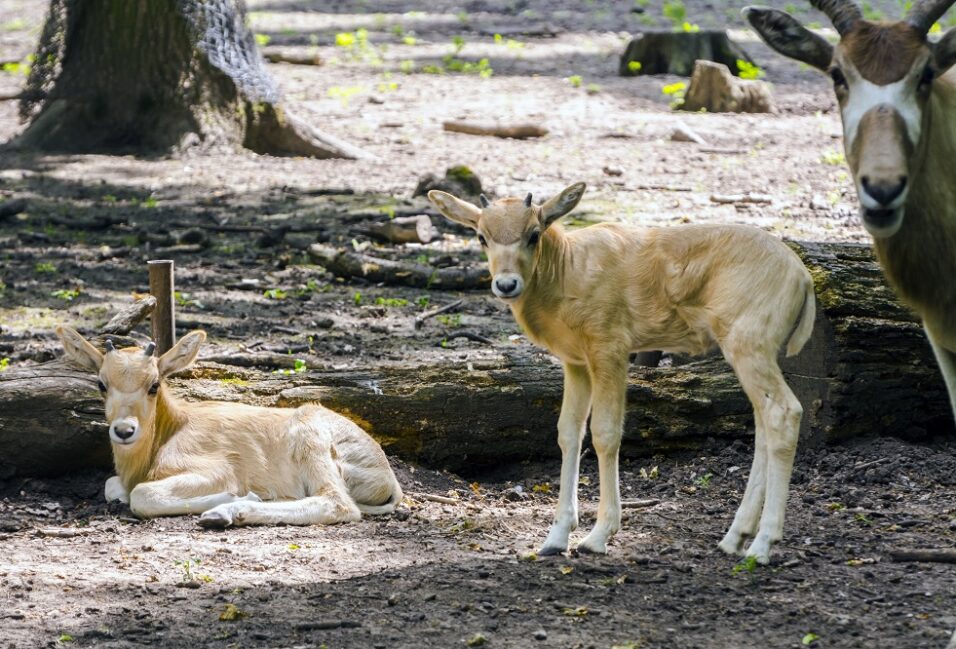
(0, 241), (950, 478)
(620, 30), (753, 77)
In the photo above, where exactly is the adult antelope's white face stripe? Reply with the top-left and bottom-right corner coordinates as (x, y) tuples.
(838, 55), (925, 154)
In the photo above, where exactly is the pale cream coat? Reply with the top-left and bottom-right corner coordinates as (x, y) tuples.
(57, 327), (402, 527)
(430, 184), (814, 563)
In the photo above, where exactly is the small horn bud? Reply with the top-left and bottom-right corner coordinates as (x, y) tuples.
(143, 342), (156, 357)
(479, 194), (490, 208)
(104, 340), (115, 353)
(524, 193), (533, 207)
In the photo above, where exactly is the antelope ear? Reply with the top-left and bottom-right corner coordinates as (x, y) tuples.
(540, 182), (586, 228)
(743, 6), (834, 72)
(158, 330), (206, 377)
(427, 190), (482, 229)
(56, 326), (104, 372)
(935, 27), (956, 72)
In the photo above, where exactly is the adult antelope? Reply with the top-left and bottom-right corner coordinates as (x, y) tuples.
(428, 184), (815, 563)
(745, 0), (956, 419)
(56, 326), (403, 527)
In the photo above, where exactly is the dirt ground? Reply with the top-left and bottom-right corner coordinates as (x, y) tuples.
(1, 1), (956, 648)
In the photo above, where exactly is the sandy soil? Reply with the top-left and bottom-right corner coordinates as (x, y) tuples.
(1, 1), (956, 648)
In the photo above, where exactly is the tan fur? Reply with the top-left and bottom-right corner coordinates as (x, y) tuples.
(56, 327), (403, 526)
(429, 184), (815, 563)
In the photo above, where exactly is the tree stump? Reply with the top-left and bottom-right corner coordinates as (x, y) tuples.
(680, 61), (775, 113)
(620, 30), (754, 77)
(0, 241), (951, 478)
(10, 0), (367, 158)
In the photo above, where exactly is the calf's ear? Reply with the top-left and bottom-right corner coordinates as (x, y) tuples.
(158, 330), (206, 377)
(56, 325), (104, 372)
(540, 182), (586, 228)
(428, 190), (482, 229)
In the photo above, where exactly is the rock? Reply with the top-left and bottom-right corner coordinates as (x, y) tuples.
(602, 166), (624, 176)
(533, 629), (548, 641)
(670, 121), (708, 145)
(680, 60), (775, 114)
(620, 30), (754, 77)
(413, 165), (483, 202)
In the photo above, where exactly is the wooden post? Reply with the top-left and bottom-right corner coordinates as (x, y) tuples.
(148, 260), (175, 354)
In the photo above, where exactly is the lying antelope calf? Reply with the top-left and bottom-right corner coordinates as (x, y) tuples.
(429, 183), (815, 563)
(56, 326), (403, 528)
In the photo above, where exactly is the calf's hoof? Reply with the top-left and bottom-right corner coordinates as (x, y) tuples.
(198, 508), (234, 529)
(717, 531), (746, 556)
(744, 536), (773, 565)
(537, 544), (567, 557)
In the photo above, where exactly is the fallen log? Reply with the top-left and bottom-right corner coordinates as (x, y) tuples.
(100, 296), (157, 335)
(889, 549), (956, 564)
(367, 215), (438, 244)
(442, 121), (548, 139)
(307, 244), (491, 290)
(0, 241), (951, 478)
(261, 47), (322, 66)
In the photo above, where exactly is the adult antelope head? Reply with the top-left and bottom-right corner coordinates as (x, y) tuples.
(56, 327), (205, 447)
(745, 0), (956, 237)
(428, 183), (586, 300)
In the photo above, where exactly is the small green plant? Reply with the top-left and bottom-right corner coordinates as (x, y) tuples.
(175, 291), (202, 309)
(586, 83), (602, 94)
(737, 59), (765, 80)
(693, 473), (713, 488)
(662, 81), (687, 108)
(627, 60), (643, 73)
(35, 262), (57, 274)
(639, 465), (659, 480)
(821, 149), (846, 166)
(141, 196), (158, 208)
(255, 33), (271, 47)
(328, 85), (365, 106)
(416, 295), (431, 307)
(272, 359), (308, 376)
(354, 291), (363, 305)
(732, 555), (759, 575)
(57, 635), (74, 644)
(51, 288), (81, 301)
(854, 512), (872, 526)
(568, 74), (583, 88)
(375, 297), (408, 307)
(264, 288), (287, 300)
(0, 358), (9, 372)
(662, 0), (686, 25)
(802, 632), (820, 646)
(176, 557), (204, 582)
(437, 313), (462, 327)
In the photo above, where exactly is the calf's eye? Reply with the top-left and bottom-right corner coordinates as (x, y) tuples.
(528, 231), (540, 247)
(97, 380), (107, 393)
(148, 382), (160, 395)
(477, 234), (487, 247)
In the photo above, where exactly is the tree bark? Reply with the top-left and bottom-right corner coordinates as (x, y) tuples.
(0, 241), (951, 478)
(9, 0), (367, 158)
(619, 30), (754, 77)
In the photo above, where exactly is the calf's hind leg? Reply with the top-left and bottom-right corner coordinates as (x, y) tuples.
(726, 351), (802, 564)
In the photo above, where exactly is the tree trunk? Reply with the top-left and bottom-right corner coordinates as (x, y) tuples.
(680, 60), (775, 114)
(10, 0), (367, 158)
(0, 241), (951, 478)
(619, 30), (753, 77)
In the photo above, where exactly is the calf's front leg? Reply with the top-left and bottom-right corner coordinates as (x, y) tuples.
(539, 363), (592, 556)
(129, 473), (258, 519)
(104, 476), (129, 504)
(576, 355), (627, 555)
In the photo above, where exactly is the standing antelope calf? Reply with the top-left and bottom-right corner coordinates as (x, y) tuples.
(429, 184), (815, 563)
(56, 326), (403, 527)
(745, 0), (956, 424)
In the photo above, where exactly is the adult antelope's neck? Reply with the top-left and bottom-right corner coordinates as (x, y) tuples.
(901, 80), (956, 229)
